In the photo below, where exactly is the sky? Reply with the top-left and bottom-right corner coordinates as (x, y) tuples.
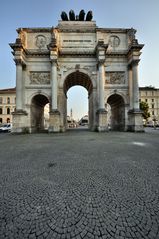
(0, 0), (159, 120)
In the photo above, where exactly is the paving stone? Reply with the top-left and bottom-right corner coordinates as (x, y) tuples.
(0, 131), (159, 238)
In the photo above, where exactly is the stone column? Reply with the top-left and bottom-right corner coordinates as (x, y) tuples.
(49, 57), (61, 133)
(11, 60), (27, 133)
(51, 60), (58, 110)
(132, 61), (140, 110)
(96, 60), (108, 132)
(15, 60), (23, 111)
(128, 65), (133, 109)
(98, 60), (106, 110)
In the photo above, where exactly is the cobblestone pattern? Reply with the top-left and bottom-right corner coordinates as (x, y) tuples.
(0, 130), (159, 238)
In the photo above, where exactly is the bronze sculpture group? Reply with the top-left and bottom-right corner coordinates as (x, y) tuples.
(61, 10), (93, 21)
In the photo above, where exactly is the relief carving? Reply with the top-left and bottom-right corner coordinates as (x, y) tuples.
(106, 72), (125, 84)
(35, 35), (46, 49)
(30, 72), (50, 85)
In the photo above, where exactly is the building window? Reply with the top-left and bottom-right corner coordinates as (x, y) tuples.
(7, 97), (10, 104)
(152, 104), (154, 109)
(0, 118), (2, 123)
(152, 99), (154, 102)
(7, 108), (10, 114)
(15, 97), (16, 103)
(0, 97), (2, 104)
(0, 108), (2, 114)
(152, 111), (154, 115)
(145, 99), (148, 102)
(7, 118), (10, 123)
(139, 99), (141, 102)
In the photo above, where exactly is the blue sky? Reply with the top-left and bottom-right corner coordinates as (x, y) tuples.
(0, 0), (159, 120)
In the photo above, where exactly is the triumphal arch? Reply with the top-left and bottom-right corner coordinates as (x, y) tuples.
(10, 10), (144, 133)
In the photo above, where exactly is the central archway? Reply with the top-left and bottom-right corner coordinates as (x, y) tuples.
(63, 71), (94, 131)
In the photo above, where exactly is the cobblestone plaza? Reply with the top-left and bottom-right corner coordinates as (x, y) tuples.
(0, 130), (159, 238)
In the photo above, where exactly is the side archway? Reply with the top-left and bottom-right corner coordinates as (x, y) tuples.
(107, 94), (125, 131)
(30, 94), (50, 132)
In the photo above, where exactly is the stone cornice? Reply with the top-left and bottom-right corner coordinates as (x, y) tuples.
(128, 39), (144, 52)
(96, 28), (129, 33)
(23, 49), (50, 57)
(57, 20), (96, 32)
(9, 38), (23, 51)
(58, 28), (96, 33)
(106, 50), (128, 57)
(16, 27), (52, 33)
(59, 49), (96, 56)
(25, 86), (51, 89)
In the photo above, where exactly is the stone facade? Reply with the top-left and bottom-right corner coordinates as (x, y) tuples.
(10, 20), (144, 133)
(0, 88), (16, 124)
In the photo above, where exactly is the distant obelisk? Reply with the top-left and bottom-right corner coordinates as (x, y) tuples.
(70, 108), (73, 120)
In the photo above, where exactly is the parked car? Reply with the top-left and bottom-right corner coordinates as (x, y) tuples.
(0, 123), (12, 133)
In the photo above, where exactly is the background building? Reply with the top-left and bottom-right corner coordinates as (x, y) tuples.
(139, 86), (159, 124)
(0, 88), (16, 124)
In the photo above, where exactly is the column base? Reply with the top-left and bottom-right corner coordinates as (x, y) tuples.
(96, 109), (108, 132)
(12, 110), (29, 133)
(127, 109), (144, 132)
(48, 110), (61, 133)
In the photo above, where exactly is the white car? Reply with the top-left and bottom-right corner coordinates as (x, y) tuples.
(0, 123), (12, 132)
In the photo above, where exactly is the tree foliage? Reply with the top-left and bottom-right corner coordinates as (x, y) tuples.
(140, 101), (150, 120)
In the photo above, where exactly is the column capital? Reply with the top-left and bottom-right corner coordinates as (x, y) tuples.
(14, 58), (26, 67)
(128, 59), (140, 68)
(51, 59), (58, 66)
(96, 40), (108, 51)
(131, 59), (140, 66)
(98, 59), (105, 65)
(14, 59), (23, 66)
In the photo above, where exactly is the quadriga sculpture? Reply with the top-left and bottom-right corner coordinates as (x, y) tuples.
(86, 11), (93, 21)
(69, 10), (75, 21)
(79, 10), (85, 21)
(61, 11), (68, 21)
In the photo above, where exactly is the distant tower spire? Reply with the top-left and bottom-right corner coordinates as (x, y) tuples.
(70, 108), (73, 120)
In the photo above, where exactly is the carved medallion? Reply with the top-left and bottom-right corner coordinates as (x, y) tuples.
(30, 72), (50, 85)
(35, 35), (46, 49)
(106, 72), (125, 84)
(109, 35), (120, 48)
